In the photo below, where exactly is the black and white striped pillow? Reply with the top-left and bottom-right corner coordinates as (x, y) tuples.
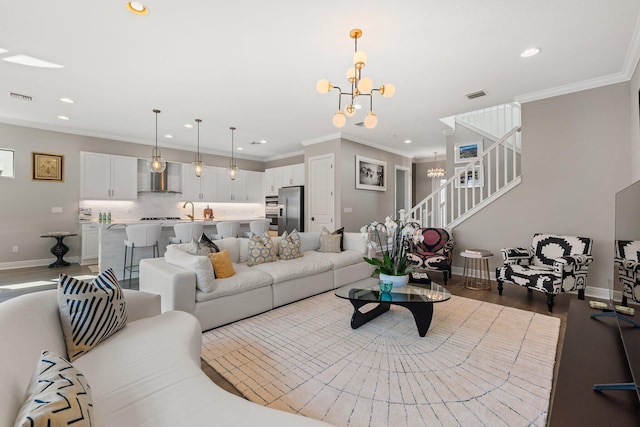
(57, 268), (127, 361)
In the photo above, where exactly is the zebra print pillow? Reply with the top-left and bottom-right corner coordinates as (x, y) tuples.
(14, 350), (93, 427)
(57, 268), (127, 361)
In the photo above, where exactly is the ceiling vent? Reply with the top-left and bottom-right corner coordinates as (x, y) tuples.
(354, 121), (365, 127)
(465, 90), (487, 100)
(9, 92), (33, 102)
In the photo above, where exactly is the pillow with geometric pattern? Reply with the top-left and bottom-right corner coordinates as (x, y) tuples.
(14, 350), (93, 427)
(57, 268), (127, 361)
(278, 230), (303, 260)
(199, 233), (220, 253)
(247, 232), (278, 266)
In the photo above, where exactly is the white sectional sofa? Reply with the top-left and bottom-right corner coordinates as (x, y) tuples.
(0, 289), (330, 427)
(140, 231), (374, 331)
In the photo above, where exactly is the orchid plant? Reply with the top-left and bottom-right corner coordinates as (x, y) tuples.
(360, 217), (424, 276)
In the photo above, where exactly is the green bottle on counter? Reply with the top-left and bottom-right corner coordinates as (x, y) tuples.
(107, 212), (112, 223)
(99, 212), (103, 223)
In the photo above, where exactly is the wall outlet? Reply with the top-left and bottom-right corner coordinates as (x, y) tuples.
(51, 207), (63, 214)
(12, 246), (18, 253)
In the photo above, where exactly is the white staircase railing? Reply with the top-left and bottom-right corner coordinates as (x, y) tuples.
(456, 102), (521, 141)
(404, 126), (522, 229)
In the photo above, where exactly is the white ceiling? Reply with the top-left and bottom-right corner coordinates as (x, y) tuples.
(0, 0), (639, 161)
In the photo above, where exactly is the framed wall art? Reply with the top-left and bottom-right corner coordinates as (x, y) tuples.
(32, 152), (64, 182)
(455, 165), (484, 188)
(454, 140), (483, 163)
(355, 155), (386, 191)
(0, 148), (15, 178)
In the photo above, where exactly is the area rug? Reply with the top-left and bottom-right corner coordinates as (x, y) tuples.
(201, 291), (560, 427)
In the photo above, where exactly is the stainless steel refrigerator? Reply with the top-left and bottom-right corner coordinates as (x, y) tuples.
(278, 186), (304, 235)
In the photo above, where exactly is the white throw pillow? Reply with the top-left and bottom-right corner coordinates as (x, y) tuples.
(318, 228), (342, 253)
(299, 232), (321, 252)
(57, 269), (127, 361)
(165, 245), (216, 293)
(212, 238), (240, 263)
(14, 351), (93, 427)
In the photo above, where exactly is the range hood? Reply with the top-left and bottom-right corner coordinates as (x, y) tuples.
(138, 162), (182, 193)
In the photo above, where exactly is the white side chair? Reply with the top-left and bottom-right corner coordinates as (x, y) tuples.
(123, 224), (162, 288)
(169, 222), (203, 244)
(245, 219), (271, 237)
(215, 221), (240, 239)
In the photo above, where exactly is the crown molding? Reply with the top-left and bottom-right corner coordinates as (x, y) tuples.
(262, 150), (305, 162)
(339, 132), (414, 159)
(300, 132), (342, 146)
(516, 13), (640, 104)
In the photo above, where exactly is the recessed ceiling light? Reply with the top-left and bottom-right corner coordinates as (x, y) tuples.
(164, 134), (173, 138)
(2, 55), (63, 68)
(184, 124), (193, 128)
(60, 97), (74, 104)
(57, 115), (69, 120)
(127, 2), (148, 15)
(404, 139), (412, 144)
(237, 147), (244, 151)
(259, 139), (267, 144)
(520, 47), (541, 58)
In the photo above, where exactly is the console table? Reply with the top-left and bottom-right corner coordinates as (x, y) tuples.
(41, 232), (77, 268)
(548, 298), (640, 425)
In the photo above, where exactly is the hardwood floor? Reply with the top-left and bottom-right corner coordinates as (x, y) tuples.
(0, 265), (573, 404)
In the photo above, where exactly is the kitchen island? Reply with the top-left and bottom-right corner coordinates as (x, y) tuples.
(97, 219), (260, 281)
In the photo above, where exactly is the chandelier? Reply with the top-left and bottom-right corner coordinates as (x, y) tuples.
(427, 152), (445, 178)
(146, 109), (166, 173)
(316, 28), (395, 129)
(193, 119), (204, 177)
(228, 126), (238, 180)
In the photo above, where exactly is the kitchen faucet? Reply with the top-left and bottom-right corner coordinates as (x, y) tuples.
(183, 201), (194, 221)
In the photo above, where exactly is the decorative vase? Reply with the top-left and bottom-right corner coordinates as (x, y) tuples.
(379, 273), (410, 288)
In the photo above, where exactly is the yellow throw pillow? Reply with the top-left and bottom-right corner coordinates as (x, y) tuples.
(208, 249), (236, 278)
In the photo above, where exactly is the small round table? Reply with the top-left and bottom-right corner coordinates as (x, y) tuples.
(40, 232), (78, 268)
(461, 250), (493, 291)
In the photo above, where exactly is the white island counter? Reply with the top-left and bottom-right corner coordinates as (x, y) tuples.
(97, 219), (261, 281)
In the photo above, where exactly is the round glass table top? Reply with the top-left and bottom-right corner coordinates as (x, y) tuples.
(335, 277), (451, 304)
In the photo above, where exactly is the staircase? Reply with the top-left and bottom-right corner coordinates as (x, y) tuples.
(455, 102), (521, 142)
(404, 125), (522, 229)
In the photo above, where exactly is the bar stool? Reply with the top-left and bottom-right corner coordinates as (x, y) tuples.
(123, 224), (162, 288)
(169, 222), (203, 244)
(245, 219), (271, 237)
(215, 221), (239, 239)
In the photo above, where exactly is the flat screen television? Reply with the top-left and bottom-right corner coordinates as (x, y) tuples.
(591, 180), (640, 399)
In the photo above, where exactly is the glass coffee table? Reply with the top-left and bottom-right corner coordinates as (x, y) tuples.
(335, 277), (451, 337)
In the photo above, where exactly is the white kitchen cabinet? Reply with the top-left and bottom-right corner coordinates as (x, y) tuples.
(264, 163), (305, 195)
(80, 223), (99, 264)
(244, 170), (264, 202)
(292, 163), (305, 186)
(182, 165), (217, 201)
(265, 168), (277, 195)
(80, 152), (137, 200)
(216, 167), (250, 202)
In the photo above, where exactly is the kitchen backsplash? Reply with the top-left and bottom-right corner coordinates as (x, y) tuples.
(78, 192), (264, 223)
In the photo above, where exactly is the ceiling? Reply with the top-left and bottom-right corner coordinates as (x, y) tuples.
(0, 0), (639, 161)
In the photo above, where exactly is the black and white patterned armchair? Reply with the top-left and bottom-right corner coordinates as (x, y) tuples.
(496, 234), (593, 312)
(615, 240), (640, 306)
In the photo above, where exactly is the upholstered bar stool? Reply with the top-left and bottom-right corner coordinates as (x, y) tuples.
(215, 221), (239, 239)
(245, 219), (271, 237)
(123, 224), (162, 288)
(169, 222), (203, 244)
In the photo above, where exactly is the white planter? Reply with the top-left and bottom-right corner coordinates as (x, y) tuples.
(379, 273), (410, 288)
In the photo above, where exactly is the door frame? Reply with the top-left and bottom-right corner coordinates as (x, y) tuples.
(394, 165), (412, 218)
(307, 153), (335, 232)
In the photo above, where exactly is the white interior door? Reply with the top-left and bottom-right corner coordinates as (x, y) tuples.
(395, 165), (411, 218)
(308, 154), (334, 232)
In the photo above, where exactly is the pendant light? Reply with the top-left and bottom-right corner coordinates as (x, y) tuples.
(228, 126), (238, 180)
(193, 119), (204, 177)
(146, 109), (166, 173)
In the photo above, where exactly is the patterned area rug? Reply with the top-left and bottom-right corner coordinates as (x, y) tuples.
(202, 291), (560, 427)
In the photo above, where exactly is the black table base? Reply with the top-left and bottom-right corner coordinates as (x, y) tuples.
(47, 235), (71, 268)
(348, 299), (435, 337)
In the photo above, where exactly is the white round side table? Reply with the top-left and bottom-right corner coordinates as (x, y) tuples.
(460, 250), (493, 291)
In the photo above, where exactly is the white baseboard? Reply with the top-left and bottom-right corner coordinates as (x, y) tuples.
(0, 256), (80, 271)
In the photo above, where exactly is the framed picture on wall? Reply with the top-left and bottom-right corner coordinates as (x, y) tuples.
(32, 152), (64, 182)
(0, 148), (15, 178)
(454, 140), (483, 163)
(455, 165), (484, 188)
(355, 155), (386, 191)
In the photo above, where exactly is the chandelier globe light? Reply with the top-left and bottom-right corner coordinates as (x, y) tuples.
(228, 127), (238, 180)
(193, 119), (204, 177)
(316, 28), (394, 129)
(427, 152), (445, 178)
(146, 109), (166, 173)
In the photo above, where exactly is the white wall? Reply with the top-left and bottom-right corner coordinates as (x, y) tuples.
(449, 82), (631, 293)
(630, 60), (640, 181)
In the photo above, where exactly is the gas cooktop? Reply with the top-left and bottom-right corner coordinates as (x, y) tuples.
(140, 217), (181, 221)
